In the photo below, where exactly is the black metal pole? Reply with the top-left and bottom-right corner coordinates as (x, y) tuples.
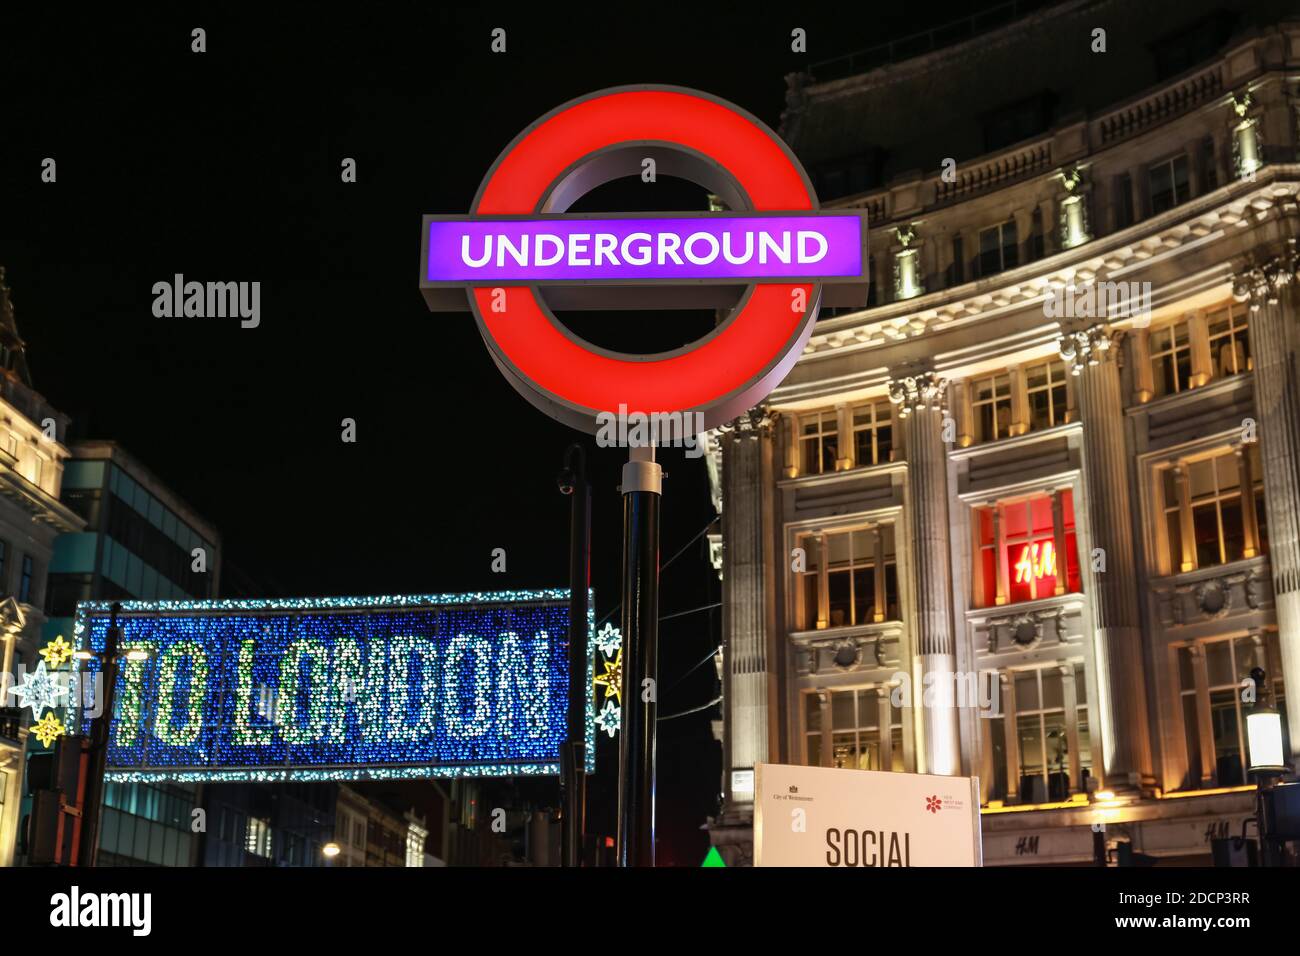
(559, 444), (591, 867)
(78, 601), (121, 867)
(617, 446), (661, 867)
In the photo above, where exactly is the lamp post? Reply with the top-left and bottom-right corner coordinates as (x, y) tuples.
(74, 602), (130, 867)
(1247, 667), (1289, 866)
(557, 444), (591, 867)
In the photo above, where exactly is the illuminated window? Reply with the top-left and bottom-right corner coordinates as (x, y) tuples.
(1012, 666), (1090, 804)
(795, 526), (899, 630)
(1161, 447), (1266, 572)
(804, 688), (902, 772)
(246, 816), (272, 858)
(406, 822), (427, 867)
(1206, 304), (1251, 378)
(977, 220), (1018, 277)
(798, 410), (839, 475)
(1149, 320), (1193, 397)
(971, 373), (1013, 443)
(1178, 635), (1288, 789)
(1025, 360), (1069, 431)
(973, 493), (1080, 608)
(1148, 154), (1190, 214)
(851, 401), (893, 466)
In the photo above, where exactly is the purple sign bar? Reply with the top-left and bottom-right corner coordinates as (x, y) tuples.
(424, 214), (865, 285)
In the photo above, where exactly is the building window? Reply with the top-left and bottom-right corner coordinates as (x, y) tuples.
(406, 823), (428, 867)
(246, 817), (272, 858)
(1013, 667), (1089, 804)
(1161, 447), (1266, 572)
(948, 234), (964, 287)
(1149, 319), (1194, 397)
(1206, 304), (1251, 378)
(971, 373), (1013, 443)
(19, 555), (33, 605)
(1148, 154), (1190, 214)
(804, 688), (902, 772)
(851, 401), (893, 466)
(798, 410), (838, 476)
(974, 492), (1080, 608)
(1115, 172), (1134, 229)
(1025, 360), (1069, 431)
(795, 525), (899, 630)
(977, 220), (1018, 277)
(1178, 634), (1289, 789)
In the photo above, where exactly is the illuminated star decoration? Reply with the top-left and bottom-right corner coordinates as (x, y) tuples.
(8, 661), (69, 717)
(594, 648), (623, 705)
(595, 699), (620, 738)
(32, 712), (65, 748)
(39, 635), (75, 669)
(595, 622), (622, 658)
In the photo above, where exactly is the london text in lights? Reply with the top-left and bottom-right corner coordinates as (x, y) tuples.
(72, 591), (594, 784)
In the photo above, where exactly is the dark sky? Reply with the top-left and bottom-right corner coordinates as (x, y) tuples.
(1, 4), (1004, 864)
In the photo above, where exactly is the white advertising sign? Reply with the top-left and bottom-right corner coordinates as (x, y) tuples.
(754, 763), (982, 867)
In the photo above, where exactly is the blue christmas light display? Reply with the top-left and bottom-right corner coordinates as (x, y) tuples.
(71, 590), (596, 783)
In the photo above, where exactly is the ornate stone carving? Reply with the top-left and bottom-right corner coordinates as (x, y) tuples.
(1245, 569), (1265, 610)
(832, 640), (860, 669)
(719, 406), (773, 441)
(886, 370), (947, 417)
(1194, 577), (1233, 620)
(1232, 240), (1300, 310)
(986, 607), (1070, 652)
(1058, 323), (1118, 375)
(779, 72), (810, 143)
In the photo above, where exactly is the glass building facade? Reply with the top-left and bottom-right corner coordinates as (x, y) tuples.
(43, 441), (221, 866)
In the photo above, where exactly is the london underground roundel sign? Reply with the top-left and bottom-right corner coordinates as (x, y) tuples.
(420, 85), (869, 433)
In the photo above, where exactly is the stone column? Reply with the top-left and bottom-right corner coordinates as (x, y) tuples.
(1051, 491), (1068, 596)
(1059, 324), (1154, 791)
(888, 370), (961, 775)
(1061, 665), (1082, 793)
(1234, 246), (1300, 761)
(1237, 446), (1260, 560)
(1001, 672), (1020, 802)
(719, 409), (776, 812)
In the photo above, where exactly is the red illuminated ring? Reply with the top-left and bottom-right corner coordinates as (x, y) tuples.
(467, 86), (820, 433)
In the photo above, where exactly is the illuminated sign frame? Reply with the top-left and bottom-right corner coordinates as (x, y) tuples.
(71, 590), (595, 784)
(419, 85), (869, 434)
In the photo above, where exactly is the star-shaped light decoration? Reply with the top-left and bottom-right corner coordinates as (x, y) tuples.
(593, 648), (623, 705)
(31, 712), (65, 748)
(595, 622), (622, 658)
(39, 635), (75, 669)
(8, 660), (69, 717)
(595, 698), (621, 738)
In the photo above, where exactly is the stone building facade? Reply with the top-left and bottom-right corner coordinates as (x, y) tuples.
(708, 0), (1300, 865)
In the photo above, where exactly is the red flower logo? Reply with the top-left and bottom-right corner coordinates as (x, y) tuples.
(925, 795), (942, 813)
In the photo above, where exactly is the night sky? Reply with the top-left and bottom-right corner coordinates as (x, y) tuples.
(2, 5), (998, 864)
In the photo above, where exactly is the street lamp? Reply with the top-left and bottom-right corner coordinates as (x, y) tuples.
(322, 842), (341, 866)
(1246, 667), (1286, 778)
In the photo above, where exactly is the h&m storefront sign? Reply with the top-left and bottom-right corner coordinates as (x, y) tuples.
(754, 763), (982, 867)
